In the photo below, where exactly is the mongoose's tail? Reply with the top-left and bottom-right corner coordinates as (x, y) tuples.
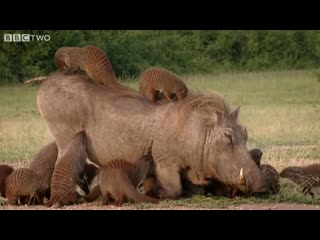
(121, 173), (159, 204)
(84, 185), (102, 202)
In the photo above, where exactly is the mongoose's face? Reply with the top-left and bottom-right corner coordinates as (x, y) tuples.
(78, 164), (99, 195)
(0, 164), (14, 197)
(176, 87), (188, 100)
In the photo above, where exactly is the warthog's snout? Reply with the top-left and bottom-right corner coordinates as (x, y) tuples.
(239, 168), (268, 194)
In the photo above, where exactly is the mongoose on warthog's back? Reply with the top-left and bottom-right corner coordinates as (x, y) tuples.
(86, 153), (159, 205)
(139, 67), (188, 104)
(0, 164), (14, 197)
(280, 164), (320, 197)
(54, 45), (126, 89)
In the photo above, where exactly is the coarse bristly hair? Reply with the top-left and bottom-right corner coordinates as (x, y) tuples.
(173, 92), (232, 136)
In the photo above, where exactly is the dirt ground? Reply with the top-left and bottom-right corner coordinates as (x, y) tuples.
(1, 202), (319, 210)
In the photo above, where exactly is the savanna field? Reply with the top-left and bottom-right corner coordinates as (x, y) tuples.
(1, 70), (320, 209)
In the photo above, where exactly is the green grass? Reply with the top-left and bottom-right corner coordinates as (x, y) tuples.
(1, 69), (320, 207)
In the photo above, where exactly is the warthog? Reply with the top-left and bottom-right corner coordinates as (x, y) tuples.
(37, 73), (266, 205)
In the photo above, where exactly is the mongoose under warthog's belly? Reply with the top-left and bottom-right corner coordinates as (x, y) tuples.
(86, 153), (159, 206)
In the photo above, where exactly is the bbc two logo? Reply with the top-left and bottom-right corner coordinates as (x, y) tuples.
(4, 34), (51, 42)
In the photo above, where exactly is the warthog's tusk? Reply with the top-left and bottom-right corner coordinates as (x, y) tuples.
(239, 167), (246, 184)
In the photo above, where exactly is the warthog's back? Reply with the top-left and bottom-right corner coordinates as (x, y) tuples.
(37, 74), (164, 166)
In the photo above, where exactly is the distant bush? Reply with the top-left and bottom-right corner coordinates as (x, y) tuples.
(1, 30), (320, 84)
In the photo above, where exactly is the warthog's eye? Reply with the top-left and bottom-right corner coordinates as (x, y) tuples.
(224, 132), (234, 146)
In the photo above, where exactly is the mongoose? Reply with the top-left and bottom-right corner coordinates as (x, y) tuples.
(54, 45), (124, 88)
(280, 164), (320, 198)
(139, 67), (188, 104)
(5, 168), (50, 205)
(4, 142), (58, 205)
(85, 154), (159, 206)
(77, 163), (99, 195)
(4, 139), (95, 206)
(260, 164), (280, 194)
(48, 131), (88, 207)
(0, 164), (14, 197)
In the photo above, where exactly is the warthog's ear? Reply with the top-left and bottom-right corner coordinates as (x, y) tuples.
(230, 106), (241, 122)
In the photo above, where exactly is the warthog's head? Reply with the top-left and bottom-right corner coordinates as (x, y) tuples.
(206, 107), (267, 194)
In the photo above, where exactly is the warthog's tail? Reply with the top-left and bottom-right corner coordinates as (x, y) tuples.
(24, 76), (48, 84)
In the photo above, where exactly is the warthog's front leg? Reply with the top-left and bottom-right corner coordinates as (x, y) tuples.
(47, 131), (87, 207)
(155, 164), (182, 199)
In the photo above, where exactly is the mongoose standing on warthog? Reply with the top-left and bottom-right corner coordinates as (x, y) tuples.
(0, 164), (14, 197)
(139, 67), (188, 104)
(54, 45), (128, 90)
(85, 150), (159, 206)
(280, 164), (320, 198)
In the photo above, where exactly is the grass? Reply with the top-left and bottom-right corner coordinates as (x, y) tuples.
(1, 69), (320, 208)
